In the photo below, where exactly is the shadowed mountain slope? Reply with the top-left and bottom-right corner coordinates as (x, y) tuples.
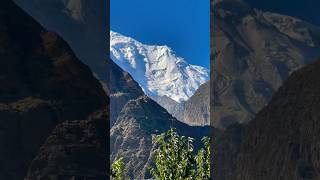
(214, 59), (320, 179)
(232, 59), (320, 180)
(0, 0), (108, 179)
(13, 0), (108, 83)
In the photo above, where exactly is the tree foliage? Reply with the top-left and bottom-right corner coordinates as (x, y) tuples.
(110, 128), (211, 180)
(111, 157), (126, 180)
(149, 128), (210, 180)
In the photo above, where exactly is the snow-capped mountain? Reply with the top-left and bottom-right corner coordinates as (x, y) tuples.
(110, 30), (209, 103)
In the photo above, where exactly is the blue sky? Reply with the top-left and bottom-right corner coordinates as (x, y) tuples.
(111, 0), (210, 69)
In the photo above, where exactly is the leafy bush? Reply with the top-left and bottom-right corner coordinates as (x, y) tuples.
(111, 157), (126, 180)
(149, 128), (210, 180)
(110, 128), (210, 180)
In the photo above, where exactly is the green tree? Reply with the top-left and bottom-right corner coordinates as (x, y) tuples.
(195, 137), (210, 180)
(111, 157), (126, 180)
(149, 128), (210, 180)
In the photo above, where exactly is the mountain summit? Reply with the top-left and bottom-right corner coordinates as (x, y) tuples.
(110, 31), (209, 103)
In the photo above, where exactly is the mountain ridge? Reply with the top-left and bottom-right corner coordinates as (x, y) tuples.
(110, 30), (209, 103)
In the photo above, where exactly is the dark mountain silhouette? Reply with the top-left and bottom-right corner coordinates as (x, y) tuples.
(25, 109), (108, 180)
(214, 59), (320, 179)
(232, 59), (320, 179)
(13, 0), (108, 83)
(0, 0), (108, 179)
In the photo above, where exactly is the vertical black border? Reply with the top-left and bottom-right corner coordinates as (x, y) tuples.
(106, 0), (110, 179)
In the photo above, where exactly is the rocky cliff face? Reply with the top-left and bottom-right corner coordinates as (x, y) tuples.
(211, 0), (320, 129)
(174, 82), (210, 126)
(110, 96), (211, 179)
(0, 0), (108, 179)
(109, 60), (144, 126)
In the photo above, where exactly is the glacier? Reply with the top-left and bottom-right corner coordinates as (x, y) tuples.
(110, 30), (209, 103)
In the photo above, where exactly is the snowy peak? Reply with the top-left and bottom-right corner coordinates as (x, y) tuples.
(110, 30), (209, 103)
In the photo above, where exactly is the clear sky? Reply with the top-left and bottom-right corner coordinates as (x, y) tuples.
(246, 0), (320, 26)
(111, 0), (210, 69)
